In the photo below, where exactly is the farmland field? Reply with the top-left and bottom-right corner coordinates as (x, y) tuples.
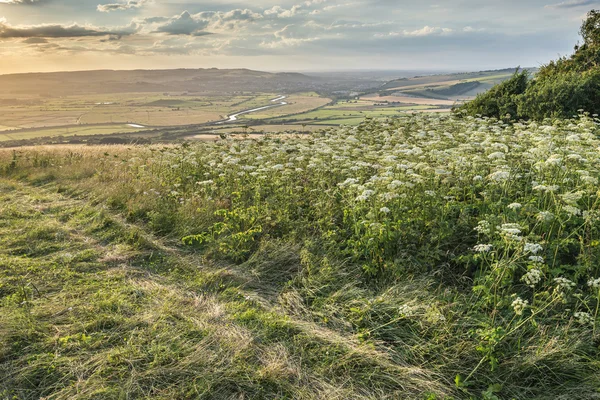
(0, 124), (146, 142)
(1, 114), (599, 399)
(270, 99), (444, 126)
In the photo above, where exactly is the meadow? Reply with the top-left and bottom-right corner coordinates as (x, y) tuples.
(1, 114), (600, 399)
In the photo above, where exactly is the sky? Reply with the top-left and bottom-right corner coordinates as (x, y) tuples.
(0, 0), (594, 74)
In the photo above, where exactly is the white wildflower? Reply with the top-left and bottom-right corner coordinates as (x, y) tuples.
(574, 312), (594, 325)
(507, 203), (522, 210)
(338, 178), (359, 187)
(489, 170), (510, 182)
(536, 211), (555, 222)
(356, 190), (375, 202)
(563, 205), (582, 216)
(488, 152), (506, 160)
(511, 297), (529, 316)
(522, 269), (542, 288)
(524, 243), (543, 254)
(474, 220), (491, 235)
(587, 278), (600, 289)
(499, 223), (522, 241)
(560, 191), (584, 205)
(473, 244), (493, 253)
(554, 277), (576, 291)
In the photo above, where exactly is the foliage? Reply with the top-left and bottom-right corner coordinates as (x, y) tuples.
(518, 69), (600, 120)
(453, 70), (528, 119)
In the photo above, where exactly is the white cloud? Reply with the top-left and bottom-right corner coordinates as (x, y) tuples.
(376, 26), (454, 38)
(545, 0), (598, 8)
(97, 0), (148, 13)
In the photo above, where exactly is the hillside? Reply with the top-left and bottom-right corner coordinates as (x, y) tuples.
(378, 68), (527, 99)
(0, 69), (323, 97)
(1, 115), (599, 399)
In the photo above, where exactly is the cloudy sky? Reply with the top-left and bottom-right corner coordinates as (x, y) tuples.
(0, 0), (593, 74)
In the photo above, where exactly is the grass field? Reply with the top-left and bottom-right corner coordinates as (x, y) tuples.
(1, 114), (599, 399)
(0, 124), (145, 142)
(269, 99), (443, 126)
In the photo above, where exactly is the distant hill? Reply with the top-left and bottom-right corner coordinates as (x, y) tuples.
(378, 68), (535, 101)
(0, 68), (323, 97)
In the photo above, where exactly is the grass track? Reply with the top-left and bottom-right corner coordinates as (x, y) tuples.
(0, 179), (448, 399)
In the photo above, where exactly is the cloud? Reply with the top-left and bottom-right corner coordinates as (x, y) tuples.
(0, 0), (43, 4)
(151, 9), (262, 36)
(376, 26), (455, 38)
(97, 0), (147, 13)
(22, 37), (47, 43)
(0, 19), (138, 38)
(153, 11), (210, 35)
(264, 5), (302, 18)
(545, 0), (598, 8)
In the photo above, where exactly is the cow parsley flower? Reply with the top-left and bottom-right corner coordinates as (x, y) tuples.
(507, 203), (522, 210)
(536, 211), (555, 222)
(574, 312), (594, 325)
(380, 207), (391, 214)
(356, 190), (375, 202)
(474, 220), (491, 235)
(499, 223), (522, 241)
(587, 278), (600, 289)
(512, 297), (529, 316)
(524, 243), (543, 254)
(563, 205), (582, 216)
(473, 244), (493, 253)
(338, 178), (359, 187)
(522, 269), (542, 288)
(528, 256), (545, 263)
(554, 277), (576, 290)
(488, 152), (506, 160)
(489, 170), (510, 182)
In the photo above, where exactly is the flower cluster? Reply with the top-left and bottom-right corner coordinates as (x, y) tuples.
(574, 312), (594, 325)
(522, 269), (542, 288)
(512, 297), (529, 316)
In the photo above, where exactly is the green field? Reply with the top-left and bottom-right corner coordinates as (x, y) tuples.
(269, 100), (440, 125)
(1, 114), (599, 399)
(0, 124), (145, 142)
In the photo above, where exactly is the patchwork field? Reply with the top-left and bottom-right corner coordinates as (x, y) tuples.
(269, 99), (444, 126)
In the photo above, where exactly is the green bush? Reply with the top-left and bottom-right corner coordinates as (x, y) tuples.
(519, 69), (600, 120)
(454, 70), (528, 119)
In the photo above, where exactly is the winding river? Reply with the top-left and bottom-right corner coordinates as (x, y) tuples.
(217, 95), (288, 124)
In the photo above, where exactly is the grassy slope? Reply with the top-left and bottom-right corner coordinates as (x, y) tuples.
(0, 179), (445, 399)
(1, 113), (600, 399)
